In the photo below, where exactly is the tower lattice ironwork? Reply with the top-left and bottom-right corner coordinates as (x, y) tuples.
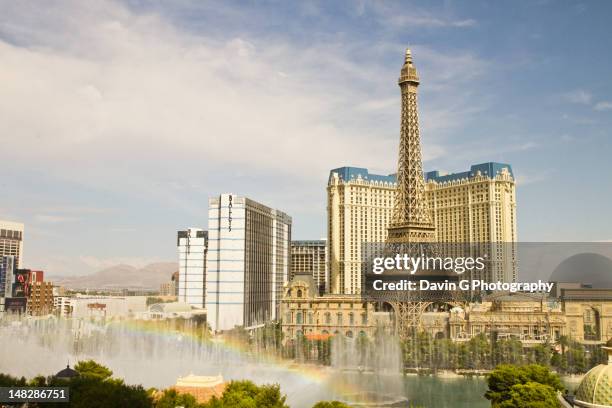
(388, 48), (435, 244)
(382, 49), (460, 338)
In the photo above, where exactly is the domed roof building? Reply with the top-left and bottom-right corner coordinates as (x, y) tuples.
(550, 253), (612, 289)
(55, 364), (79, 380)
(574, 342), (612, 407)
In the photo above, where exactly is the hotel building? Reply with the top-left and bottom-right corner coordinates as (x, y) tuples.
(290, 240), (327, 295)
(206, 194), (291, 332)
(0, 220), (24, 268)
(327, 167), (396, 295)
(327, 162), (517, 294)
(425, 162), (517, 283)
(27, 280), (54, 316)
(0, 256), (15, 313)
(177, 228), (208, 308)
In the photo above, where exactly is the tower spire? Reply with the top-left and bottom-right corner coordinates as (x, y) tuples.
(388, 48), (435, 243)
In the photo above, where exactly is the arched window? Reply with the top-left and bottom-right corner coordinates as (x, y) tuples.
(346, 331), (353, 338)
(337, 313), (343, 326)
(325, 312), (331, 324)
(297, 289), (303, 298)
(584, 307), (601, 341)
(296, 311), (303, 325)
(361, 313), (367, 325)
(349, 312), (354, 325)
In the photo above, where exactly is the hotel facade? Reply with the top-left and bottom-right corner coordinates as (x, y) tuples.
(206, 194), (291, 332)
(0, 220), (24, 268)
(290, 240), (328, 295)
(327, 162), (517, 294)
(177, 228), (208, 308)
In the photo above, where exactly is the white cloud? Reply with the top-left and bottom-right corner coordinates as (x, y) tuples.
(366, 3), (477, 29)
(514, 169), (551, 186)
(0, 1), (487, 184)
(594, 101), (612, 111)
(562, 89), (592, 105)
(35, 215), (80, 224)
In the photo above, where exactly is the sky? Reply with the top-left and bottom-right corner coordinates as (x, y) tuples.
(1, 0), (611, 276)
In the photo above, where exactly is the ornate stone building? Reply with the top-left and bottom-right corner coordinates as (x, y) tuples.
(557, 286), (612, 344)
(281, 276), (612, 346)
(280, 272), (389, 343)
(448, 293), (566, 343)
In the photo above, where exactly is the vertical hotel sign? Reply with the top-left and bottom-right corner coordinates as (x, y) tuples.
(228, 195), (233, 232)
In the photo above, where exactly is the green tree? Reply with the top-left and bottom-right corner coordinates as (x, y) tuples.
(0, 373), (26, 387)
(496, 382), (560, 408)
(312, 402), (351, 408)
(203, 380), (289, 408)
(485, 364), (563, 407)
(532, 344), (551, 366)
(46, 376), (152, 408)
(74, 360), (113, 380)
(156, 388), (202, 408)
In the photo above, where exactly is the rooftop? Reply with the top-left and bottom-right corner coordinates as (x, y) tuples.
(329, 162), (514, 185)
(329, 167), (396, 184)
(424, 162), (514, 183)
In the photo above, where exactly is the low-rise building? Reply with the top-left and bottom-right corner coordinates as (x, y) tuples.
(172, 374), (226, 404)
(282, 278), (612, 346)
(54, 295), (147, 319)
(280, 272), (389, 343)
(448, 293), (566, 344)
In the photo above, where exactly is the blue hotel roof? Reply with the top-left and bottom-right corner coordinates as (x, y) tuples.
(329, 162), (513, 184)
(329, 167), (396, 184)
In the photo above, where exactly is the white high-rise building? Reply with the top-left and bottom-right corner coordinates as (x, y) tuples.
(206, 194), (291, 332)
(177, 228), (208, 308)
(0, 220), (24, 268)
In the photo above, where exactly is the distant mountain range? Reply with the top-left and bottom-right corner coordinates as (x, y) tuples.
(50, 262), (178, 290)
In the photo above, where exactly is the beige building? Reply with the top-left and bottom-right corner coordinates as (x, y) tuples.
(171, 374), (226, 404)
(282, 290), (612, 346)
(326, 162), (517, 295)
(160, 280), (176, 297)
(557, 286), (612, 343)
(280, 272), (389, 343)
(447, 293), (565, 343)
(0, 220), (24, 268)
(425, 163), (517, 283)
(291, 240), (327, 295)
(327, 167), (396, 295)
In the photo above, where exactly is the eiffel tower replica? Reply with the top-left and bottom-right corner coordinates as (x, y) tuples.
(383, 49), (460, 339)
